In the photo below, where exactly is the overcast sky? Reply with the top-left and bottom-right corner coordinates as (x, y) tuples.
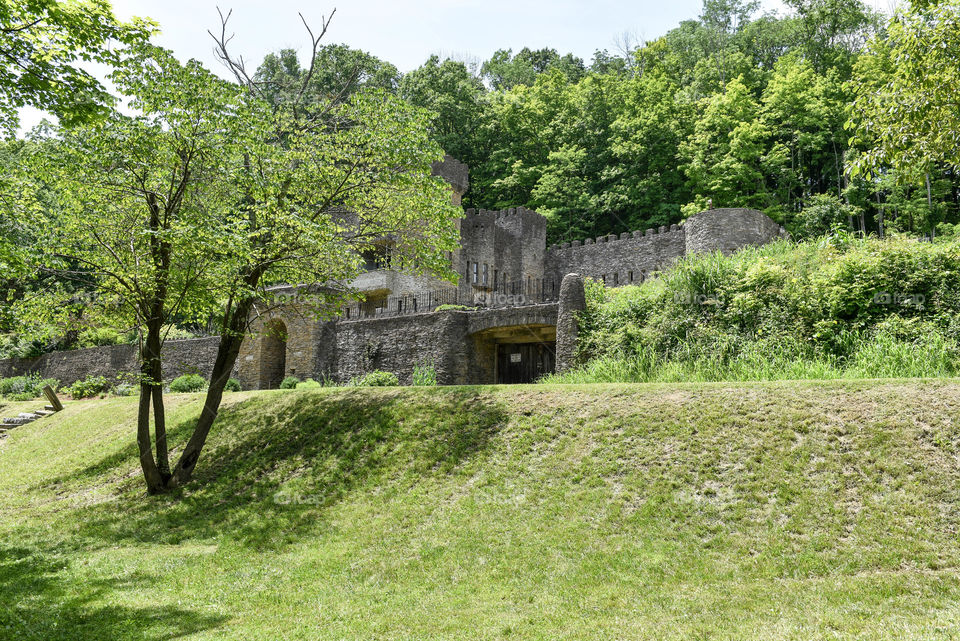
(19, 0), (891, 131)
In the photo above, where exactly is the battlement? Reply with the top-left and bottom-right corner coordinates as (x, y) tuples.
(548, 223), (682, 252)
(464, 206), (546, 225)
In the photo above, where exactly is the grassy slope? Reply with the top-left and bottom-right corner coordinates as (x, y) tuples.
(2, 381), (960, 640)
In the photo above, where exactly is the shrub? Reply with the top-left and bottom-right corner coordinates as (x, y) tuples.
(113, 383), (135, 397)
(169, 374), (206, 393)
(434, 304), (477, 311)
(349, 371), (399, 387)
(280, 376), (300, 390)
(67, 375), (112, 399)
(412, 362), (437, 386)
(78, 327), (129, 348)
(0, 375), (59, 399)
(296, 378), (322, 389)
(0, 376), (36, 398)
(224, 378), (242, 392)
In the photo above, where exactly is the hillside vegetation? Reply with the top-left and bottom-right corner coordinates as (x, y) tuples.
(547, 235), (960, 384)
(3, 382), (960, 639)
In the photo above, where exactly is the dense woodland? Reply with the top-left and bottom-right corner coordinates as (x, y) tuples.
(251, 0), (958, 243)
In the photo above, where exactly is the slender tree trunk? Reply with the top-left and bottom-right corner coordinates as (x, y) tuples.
(876, 190), (884, 238)
(136, 317), (170, 493)
(142, 319), (170, 481)
(137, 376), (164, 494)
(166, 296), (256, 489)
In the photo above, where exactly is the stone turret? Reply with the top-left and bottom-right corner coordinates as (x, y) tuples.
(431, 155), (469, 206)
(555, 273), (586, 373)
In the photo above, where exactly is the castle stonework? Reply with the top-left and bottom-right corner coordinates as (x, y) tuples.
(0, 158), (788, 387)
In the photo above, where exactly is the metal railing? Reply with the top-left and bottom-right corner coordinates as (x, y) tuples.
(339, 278), (559, 320)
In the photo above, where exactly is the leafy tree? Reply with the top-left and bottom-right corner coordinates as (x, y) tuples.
(849, 1), (960, 177)
(783, 0), (880, 74)
(760, 54), (849, 211)
(0, 0), (150, 132)
(792, 192), (861, 238)
(481, 47), (585, 90)
(254, 43), (400, 106)
(399, 55), (487, 179)
(680, 76), (771, 209)
(27, 22), (460, 493)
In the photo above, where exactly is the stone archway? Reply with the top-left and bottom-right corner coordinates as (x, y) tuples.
(260, 319), (288, 389)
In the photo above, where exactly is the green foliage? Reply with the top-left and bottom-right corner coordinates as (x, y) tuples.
(552, 235), (960, 383)
(169, 374), (206, 394)
(0, 375), (58, 399)
(280, 376), (301, 390)
(295, 378), (322, 389)
(399, 56), (487, 171)
(255, 45), (399, 106)
(66, 375), (111, 399)
(224, 378), (242, 393)
(849, 1), (960, 177)
(349, 371), (399, 387)
(0, 1), (152, 132)
(412, 362), (438, 386)
(792, 193), (861, 239)
(434, 304), (477, 311)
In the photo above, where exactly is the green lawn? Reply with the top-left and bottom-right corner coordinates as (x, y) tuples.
(2, 381), (960, 639)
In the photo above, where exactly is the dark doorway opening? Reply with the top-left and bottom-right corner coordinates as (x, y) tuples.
(261, 319), (288, 389)
(496, 342), (556, 384)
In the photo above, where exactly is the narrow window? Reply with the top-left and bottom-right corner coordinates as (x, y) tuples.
(483, 263), (489, 286)
(473, 262), (479, 284)
(613, 273), (619, 286)
(494, 270), (498, 290)
(628, 271), (633, 283)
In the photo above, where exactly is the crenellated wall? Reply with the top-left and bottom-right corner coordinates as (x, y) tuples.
(545, 223), (686, 290)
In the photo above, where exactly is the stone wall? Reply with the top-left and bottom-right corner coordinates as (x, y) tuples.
(684, 208), (788, 255)
(457, 207), (548, 304)
(545, 224), (686, 289)
(331, 310), (470, 385)
(238, 302), (561, 387)
(0, 337), (223, 386)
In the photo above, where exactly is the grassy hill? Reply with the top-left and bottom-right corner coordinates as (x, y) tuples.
(2, 381), (960, 639)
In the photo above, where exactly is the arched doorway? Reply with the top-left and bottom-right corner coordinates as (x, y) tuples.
(260, 319), (288, 389)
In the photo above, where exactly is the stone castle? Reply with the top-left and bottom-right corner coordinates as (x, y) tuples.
(0, 157), (788, 387)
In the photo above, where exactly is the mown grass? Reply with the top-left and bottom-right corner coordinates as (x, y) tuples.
(3, 382), (960, 639)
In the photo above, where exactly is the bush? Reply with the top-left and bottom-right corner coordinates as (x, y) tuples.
(224, 378), (242, 392)
(67, 375), (112, 399)
(0, 376), (36, 398)
(412, 362), (437, 386)
(0, 375), (59, 399)
(113, 383), (135, 397)
(349, 371), (399, 387)
(280, 376), (300, 390)
(434, 304), (477, 311)
(296, 378), (322, 389)
(169, 374), (206, 393)
(78, 327), (130, 348)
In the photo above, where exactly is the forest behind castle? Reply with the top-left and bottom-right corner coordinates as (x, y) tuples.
(256, 0), (953, 244)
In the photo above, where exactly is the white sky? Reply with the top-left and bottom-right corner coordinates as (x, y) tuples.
(18, 0), (892, 132)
